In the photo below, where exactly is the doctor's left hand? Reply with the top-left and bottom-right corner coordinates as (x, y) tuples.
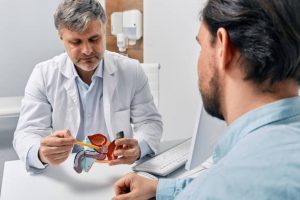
(109, 138), (141, 165)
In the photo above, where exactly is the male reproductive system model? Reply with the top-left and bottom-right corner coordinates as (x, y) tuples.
(73, 131), (124, 173)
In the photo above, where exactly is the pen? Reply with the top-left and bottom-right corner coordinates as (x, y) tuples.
(74, 141), (100, 151)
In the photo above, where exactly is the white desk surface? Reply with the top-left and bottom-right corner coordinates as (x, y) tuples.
(1, 154), (132, 200)
(1, 139), (187, 200)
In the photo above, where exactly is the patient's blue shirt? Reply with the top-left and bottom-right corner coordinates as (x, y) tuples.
(157, 96), (300, 199)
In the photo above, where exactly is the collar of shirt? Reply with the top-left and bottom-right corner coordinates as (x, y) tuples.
(213, 96), (300, 164)
(72, 59), (104, 88)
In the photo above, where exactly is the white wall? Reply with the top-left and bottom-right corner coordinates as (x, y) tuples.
(0, 0), (64, 97)
(0, 0), (105, 98)
(144, 0), (206, 140)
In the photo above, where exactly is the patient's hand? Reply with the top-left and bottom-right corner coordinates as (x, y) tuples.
(38, 130), (75, 165)
(109, 138), (141, 165)
(112, 172), (158, 200)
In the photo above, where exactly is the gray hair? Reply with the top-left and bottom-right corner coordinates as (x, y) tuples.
(54, 0), (106, 32)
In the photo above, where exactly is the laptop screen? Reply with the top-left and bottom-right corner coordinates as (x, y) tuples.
(185, 106), (227, 170)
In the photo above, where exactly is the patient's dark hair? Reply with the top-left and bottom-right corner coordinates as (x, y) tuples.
(202, 0), (300, 85)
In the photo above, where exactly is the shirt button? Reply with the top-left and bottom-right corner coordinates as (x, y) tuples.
(87, 113), (91, 118)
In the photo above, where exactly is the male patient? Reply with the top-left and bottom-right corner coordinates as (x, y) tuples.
(13, 0), (162, 173)
(113, 0), (300, 199)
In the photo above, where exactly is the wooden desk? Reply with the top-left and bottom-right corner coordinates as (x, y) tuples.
(1, 154), (132, 200)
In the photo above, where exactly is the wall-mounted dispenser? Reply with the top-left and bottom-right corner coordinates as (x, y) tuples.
(117, 33), (128, 52)
(111, 12), (123, 36)
(122, 10), (143, 45)
(111, 9), (143, 51)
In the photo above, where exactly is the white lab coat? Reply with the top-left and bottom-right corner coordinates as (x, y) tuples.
(13, 51), (163, 168)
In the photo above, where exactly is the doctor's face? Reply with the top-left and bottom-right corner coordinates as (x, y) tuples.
(196, 23), (224, 120)
(59, 19), (105, 72)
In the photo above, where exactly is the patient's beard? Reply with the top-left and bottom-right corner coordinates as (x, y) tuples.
(199, 69), (224, 121)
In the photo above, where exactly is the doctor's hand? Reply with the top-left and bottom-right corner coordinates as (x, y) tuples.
(38, 130), (75, 165)
(109, 138), (141, 165)
(112, 172), (158, 200)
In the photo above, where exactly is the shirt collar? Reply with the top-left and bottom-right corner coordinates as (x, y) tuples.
(213, 96), (300, 164)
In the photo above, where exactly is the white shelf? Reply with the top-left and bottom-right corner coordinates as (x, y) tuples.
(0, 96), (22, 118)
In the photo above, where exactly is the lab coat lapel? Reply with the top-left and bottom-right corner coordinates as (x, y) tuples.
(64, 78), (80, 108)
(103, 51), (118, 141)
(61, 57), (81, 137)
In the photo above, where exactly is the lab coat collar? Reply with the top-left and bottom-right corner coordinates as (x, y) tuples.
(103, 50), (118, 104)
(59, 53), (75, 79)
(63, 74), (81, 136)
(102, 50), (118, 140)
(103, 50), (117, 75)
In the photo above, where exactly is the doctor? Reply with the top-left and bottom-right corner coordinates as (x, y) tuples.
(13, 0), (162, 173)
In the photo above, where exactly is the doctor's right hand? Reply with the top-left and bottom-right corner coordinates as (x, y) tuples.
(38, 130), (75, 165)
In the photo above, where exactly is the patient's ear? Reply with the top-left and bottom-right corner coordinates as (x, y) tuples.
(216, 27), (234, 70)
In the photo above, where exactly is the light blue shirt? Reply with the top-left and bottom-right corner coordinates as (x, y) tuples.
(72, 60), (108, 152)
(157, 96), (300, 199)
(27, 60), (152, 169)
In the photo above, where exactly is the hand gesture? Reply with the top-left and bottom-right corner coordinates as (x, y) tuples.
(109, 138), (141, 165)
(38, 130), (75, 165)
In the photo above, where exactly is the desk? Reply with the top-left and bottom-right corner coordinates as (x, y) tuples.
(1, 140), (188, 200)
(1, 154), (132, 200)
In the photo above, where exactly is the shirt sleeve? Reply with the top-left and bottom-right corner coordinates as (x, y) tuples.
(26, 143), (48, 173)
(156, 178), (194, 200)
(138, 139), (153, 159)
(13, 64), (52, 173)
(130, 61), (163, 156)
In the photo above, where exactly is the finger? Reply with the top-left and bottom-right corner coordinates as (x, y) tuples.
(40, 147), (71, 160)
(53, 130), (73, 138)
(46, 135), (75, 144)
(113, 173), (142, 200)
(41, 137), (75, 147)
(40, 145), (73, 155)
(114, 148), (139, 157)
(52, 151), (70, 161)
(114, 177), (126, 195)
(112, 193), (134, 200)
(115, 138), (138, 147)
(114, 173), (134, 194)
(41, 150), (70, 165)
(109, 157), (136, 165)
(39, 145), (72, 164)
(49, 156), (69, 166)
